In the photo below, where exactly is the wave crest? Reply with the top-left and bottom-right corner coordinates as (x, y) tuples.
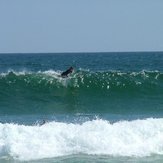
(0, 69), (163, 91)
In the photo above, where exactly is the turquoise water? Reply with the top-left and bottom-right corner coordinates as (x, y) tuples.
(0, 52), (163, 162)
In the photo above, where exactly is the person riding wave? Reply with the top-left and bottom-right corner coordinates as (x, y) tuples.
(61, 67), (74, 77)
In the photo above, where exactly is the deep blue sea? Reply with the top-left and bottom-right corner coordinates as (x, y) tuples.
(0, 52), (163, 162)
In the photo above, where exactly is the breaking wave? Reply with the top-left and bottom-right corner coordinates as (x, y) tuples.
(0, 69), (163, 115)
(0, 69), (163, 92)
(0, 118), (163, 161)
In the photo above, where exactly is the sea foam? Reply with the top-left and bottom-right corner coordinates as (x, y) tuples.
(0, 118), (163, 161)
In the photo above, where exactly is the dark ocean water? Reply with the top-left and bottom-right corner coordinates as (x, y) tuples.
(0, 52), (163, 162)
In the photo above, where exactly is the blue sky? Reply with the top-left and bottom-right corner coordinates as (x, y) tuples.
(0, 0), (163, 53)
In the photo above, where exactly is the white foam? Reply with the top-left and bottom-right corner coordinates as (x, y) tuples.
(0, 70), (59, 77)
(0, 70), (31, 77)
(41, 70), (61, 77)
(1, 118), (163, 161)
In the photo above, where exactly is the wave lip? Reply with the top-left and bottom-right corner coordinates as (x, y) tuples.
(1, 69), (163, 90)
(0, 118), (163, 161)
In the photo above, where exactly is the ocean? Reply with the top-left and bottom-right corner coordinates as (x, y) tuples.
(0, 52), (163, 162)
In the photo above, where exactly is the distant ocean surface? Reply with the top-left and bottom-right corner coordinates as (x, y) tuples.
(0, 52), (163, 162)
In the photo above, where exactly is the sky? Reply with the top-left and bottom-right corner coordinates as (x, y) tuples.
(0, 0), (163, 53)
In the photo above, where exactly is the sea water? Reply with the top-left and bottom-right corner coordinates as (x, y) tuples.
(0, 52), (163, 162)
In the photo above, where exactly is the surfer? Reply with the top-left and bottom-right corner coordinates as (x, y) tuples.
(61, 66), (74, 77)
(40, 120), (46, 126)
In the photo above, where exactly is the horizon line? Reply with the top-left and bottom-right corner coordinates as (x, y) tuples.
(0, 50), (163, 54)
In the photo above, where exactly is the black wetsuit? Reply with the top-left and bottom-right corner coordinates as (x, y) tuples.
(61, 67), (73, 77)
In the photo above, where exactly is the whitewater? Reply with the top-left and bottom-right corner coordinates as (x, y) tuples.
(1, 118), (163, 161)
